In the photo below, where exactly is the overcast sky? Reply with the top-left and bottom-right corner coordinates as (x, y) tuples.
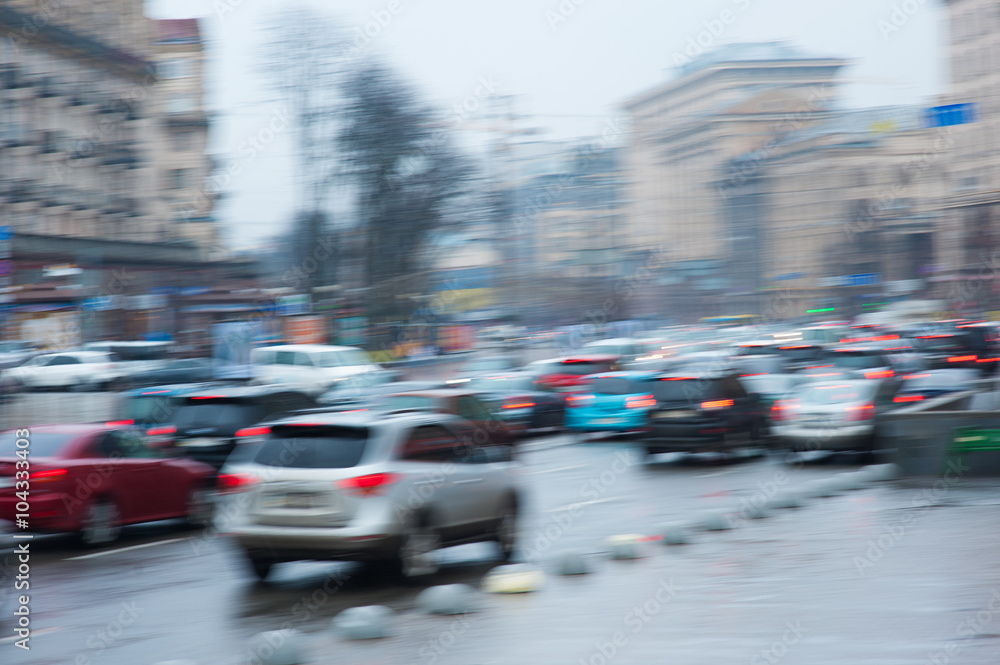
(147, 0), (948, 250)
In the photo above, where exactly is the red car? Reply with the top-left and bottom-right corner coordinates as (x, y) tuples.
(0, 424), (215, 545)
(525, 355), (622, 393)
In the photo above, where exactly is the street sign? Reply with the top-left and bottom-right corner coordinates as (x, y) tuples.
(0, 226), (13, 242)
(925, 103), (977, 128)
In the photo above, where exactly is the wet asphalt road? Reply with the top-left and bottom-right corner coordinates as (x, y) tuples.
(4, 437), (1000, 665)
(3, 348), (1000, 664)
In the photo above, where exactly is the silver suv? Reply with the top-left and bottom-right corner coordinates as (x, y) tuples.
(217, 410), (522, 580)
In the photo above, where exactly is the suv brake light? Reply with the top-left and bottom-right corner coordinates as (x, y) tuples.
(948, 355), (976, 363)
(566, 394), (594, 407)
(235, 426), (271, 438)
(337, 472), (399, 496)
(218, 473), (258, 494)
(147, 425), (176, 437)
(770, 399), (800, 422)
(30, 468), (68, 483)
(847, 403), (876, 421)
(864, 370), (894, 379)
(701, 399), (734, 410)
(626, 394), (656, 409)
(894, 395), (924, 403)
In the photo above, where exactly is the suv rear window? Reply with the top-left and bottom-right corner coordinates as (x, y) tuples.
(252, 427), (368, 468)
(826, 351), (885, 370)
(652, 378), (723, 403)
(174, 400), (261, 436)
(588, 377), (644, 395)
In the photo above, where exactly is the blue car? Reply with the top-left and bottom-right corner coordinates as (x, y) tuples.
(564, 371), (660, 433)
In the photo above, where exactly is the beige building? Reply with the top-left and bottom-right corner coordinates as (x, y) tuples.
(719, 107), (952, 316)
(152, 19), (218, 251)
(622, 43), (846, 264)
(0, 2), (217, 251)
(941, 0), (1000, 303)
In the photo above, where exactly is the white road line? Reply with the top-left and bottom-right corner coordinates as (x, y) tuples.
(546, 497), (618, 512)
(0, 627), (64, 643)
(67, 537), (186, 561)
(697, 469), (736, 478)
(525, 465), (585, 475)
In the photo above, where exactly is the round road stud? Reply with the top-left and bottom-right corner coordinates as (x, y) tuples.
(482, 563), (544, 594)
(660, 523), (690, 545)
(416, 584), (479, 615)
(861, 463), (901, 482)
(555, 551), (592, 575)
(245, 629), (306, 665)
(766, 491), (801, 509)
(696, 510), (732, 532)
(605, 534), (645, 559)
(333, 605), (394, 640)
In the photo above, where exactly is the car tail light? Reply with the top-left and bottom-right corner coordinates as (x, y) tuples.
(771, 400), (800, 422)
(503, 401), (536, 410)
(701, 399), (734, 410)
(948, 355), (977, 363)
(337, 472), (399, 496)
(217, 473), (259, 494)
(864, 370), (894, 379)
(894, 395), (924, 403)
(192, 395), (228, 400)
(847, 403), (876, 421)
(30, 468), (68, 483)
(566, 394), (594, 407)
(235, 426), (270, 438)
(147, 425), (176, 437)
(626, 394), (656, 409)
(105, 419), (134, 427)
(977, 357), (1000, 363)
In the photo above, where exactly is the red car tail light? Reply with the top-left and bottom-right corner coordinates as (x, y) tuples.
(626, 394), (656, 409)
(503, 401), (536, 410)
(847, 403), (876, 421)
(770, 400), (800, 422)
(701, 399), (734, 410)
(105, 419), (134, 427)
(948, 355), (977, 363)
(147, 425), (176, 437)
(217, 473), (259, 494)
(235, 426), (271, 438)
(566, 394), (595, 407)
(864, 370), (894, 379)
(337, 472), (399, 496)
(894, 395), (924, 403)
(30, 468), (68, 483)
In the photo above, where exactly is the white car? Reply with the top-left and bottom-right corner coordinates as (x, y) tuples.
(5, 351), (124, 391)
(249, 344), (380, 396)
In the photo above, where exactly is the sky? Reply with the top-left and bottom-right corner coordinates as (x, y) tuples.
(146, 0), (949, 250)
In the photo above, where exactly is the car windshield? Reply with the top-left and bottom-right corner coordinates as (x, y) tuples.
(173, 401), (260, 436)
(380, 394), (437, 412)
(468, 375), (535, 391)
(324, 349), (370, 367)
(463, 357), (514, 372)
(917, 337), (967, 352)
(774, 345), (822, 361)
(800, 383), (875, 405)
(123, 396), (175, 424)
(740, 375), (797, 396)
(536, 360), (608, 376)
(253, 427), (368, 468)
(901, 371), (977, 392)
(587, 377), (646, 395)
(583, 345), (623, 356)
(1, 431), (76, 458)
(827, 351), (884, 370)
(651, 379), (722, 403)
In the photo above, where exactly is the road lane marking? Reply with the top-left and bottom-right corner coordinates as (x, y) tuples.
(546, 497), (619, 512)
(67, 537), (186, 561)
(525, 465), (585, 475)
(0, 627), (64, 643)
(697, 469), (737, 477)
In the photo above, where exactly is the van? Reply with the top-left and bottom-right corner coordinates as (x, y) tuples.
(249, 344), (379, 396)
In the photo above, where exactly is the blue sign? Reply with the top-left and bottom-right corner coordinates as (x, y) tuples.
(0, 226), (12, 242)
(82, 296), (114, 311)
(844, 273), (881, 287)
(180, 286), (210, 296)
(925, 103), (977, 128)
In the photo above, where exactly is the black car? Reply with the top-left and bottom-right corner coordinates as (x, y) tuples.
(634, 371), (767, 455)
(955, 322), (1000, 371)
(465, 373), (566, 437)
(913, 333), (982, 372)
(149, 385), (318, 471)
(894, 368), (979, 404)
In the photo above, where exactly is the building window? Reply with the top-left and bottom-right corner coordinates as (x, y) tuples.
(165, 95), (195, 114)
(170, 168), (193, 189)
(172, 130), (194, 151)
(159, 59), (192, 79)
